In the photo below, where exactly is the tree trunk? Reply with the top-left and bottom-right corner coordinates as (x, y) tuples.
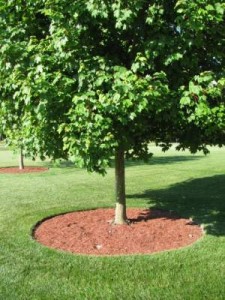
(19, 147), (24, 170)
(114, 146), (127, 224)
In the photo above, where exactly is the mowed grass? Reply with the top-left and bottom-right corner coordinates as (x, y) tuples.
(0, 144), (225, 299)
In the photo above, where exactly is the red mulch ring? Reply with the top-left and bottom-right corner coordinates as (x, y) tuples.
(34, 208), (203, 256)
(0, 166), (48, 174)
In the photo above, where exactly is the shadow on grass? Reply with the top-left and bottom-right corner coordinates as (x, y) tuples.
(42, 160), (77, 169)
(125, 155), (203, 167)
(127, 175), (225, 236)
(42, 155), (204, 170)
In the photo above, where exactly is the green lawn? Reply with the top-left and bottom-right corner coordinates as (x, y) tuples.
(0, 144), (225, 299)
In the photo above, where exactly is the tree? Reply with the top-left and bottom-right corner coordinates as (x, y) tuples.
(0, 6), (69, 168)
(0, 98), (27, 169)
(0, 1), (224, 223)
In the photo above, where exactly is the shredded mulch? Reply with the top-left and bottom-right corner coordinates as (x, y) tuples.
(0, 166), (48, 174)
(34, 208), (203, 256)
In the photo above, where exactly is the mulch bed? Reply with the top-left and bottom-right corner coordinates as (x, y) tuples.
(33, 208), (203, 256)
(0, 166), (48, 174)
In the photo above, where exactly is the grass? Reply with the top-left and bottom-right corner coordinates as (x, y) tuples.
(0, 144), (225, 299)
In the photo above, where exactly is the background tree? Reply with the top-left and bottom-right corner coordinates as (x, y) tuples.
(0, 1), (70, 168)
(0, 93), (30, 169)
(0, 0), (224, 223)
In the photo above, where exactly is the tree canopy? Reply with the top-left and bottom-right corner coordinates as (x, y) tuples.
(0, 0), (225, 222)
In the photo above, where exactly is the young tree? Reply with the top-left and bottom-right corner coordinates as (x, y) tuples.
(0, 3), (69, 167)
(0, 99), (27, 169)
(0, 1), (224, 223)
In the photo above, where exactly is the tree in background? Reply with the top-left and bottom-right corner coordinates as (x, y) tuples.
(0, 0), (224, 223)
(0, 94), (28, 169)
(0, 1), (70, 168)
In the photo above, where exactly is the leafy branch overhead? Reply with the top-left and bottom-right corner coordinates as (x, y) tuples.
(0, 0), (225, 167)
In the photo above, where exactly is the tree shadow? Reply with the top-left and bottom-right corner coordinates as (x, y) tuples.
(127, 175), (225, 236)
(129, 208), (182, 223)
(42, 155), (203, 170)
(125, 155), (203, 167)
(42, 159), (77, 169)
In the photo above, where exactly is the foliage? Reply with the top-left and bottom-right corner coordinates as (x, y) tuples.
(178, 72), (225, 153)
(0, 0), (225, 172)
(174, 0), (225, 152)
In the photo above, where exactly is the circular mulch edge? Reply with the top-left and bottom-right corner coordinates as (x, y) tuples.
(0, 166), (48, 174)
(33, 208), (204, 256)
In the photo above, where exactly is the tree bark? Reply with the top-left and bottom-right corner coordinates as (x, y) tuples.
(114, 146), (127, 224)
(19, 147), (24, 170)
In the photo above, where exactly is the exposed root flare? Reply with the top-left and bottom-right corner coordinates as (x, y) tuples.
(112, 218), (131, 225)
